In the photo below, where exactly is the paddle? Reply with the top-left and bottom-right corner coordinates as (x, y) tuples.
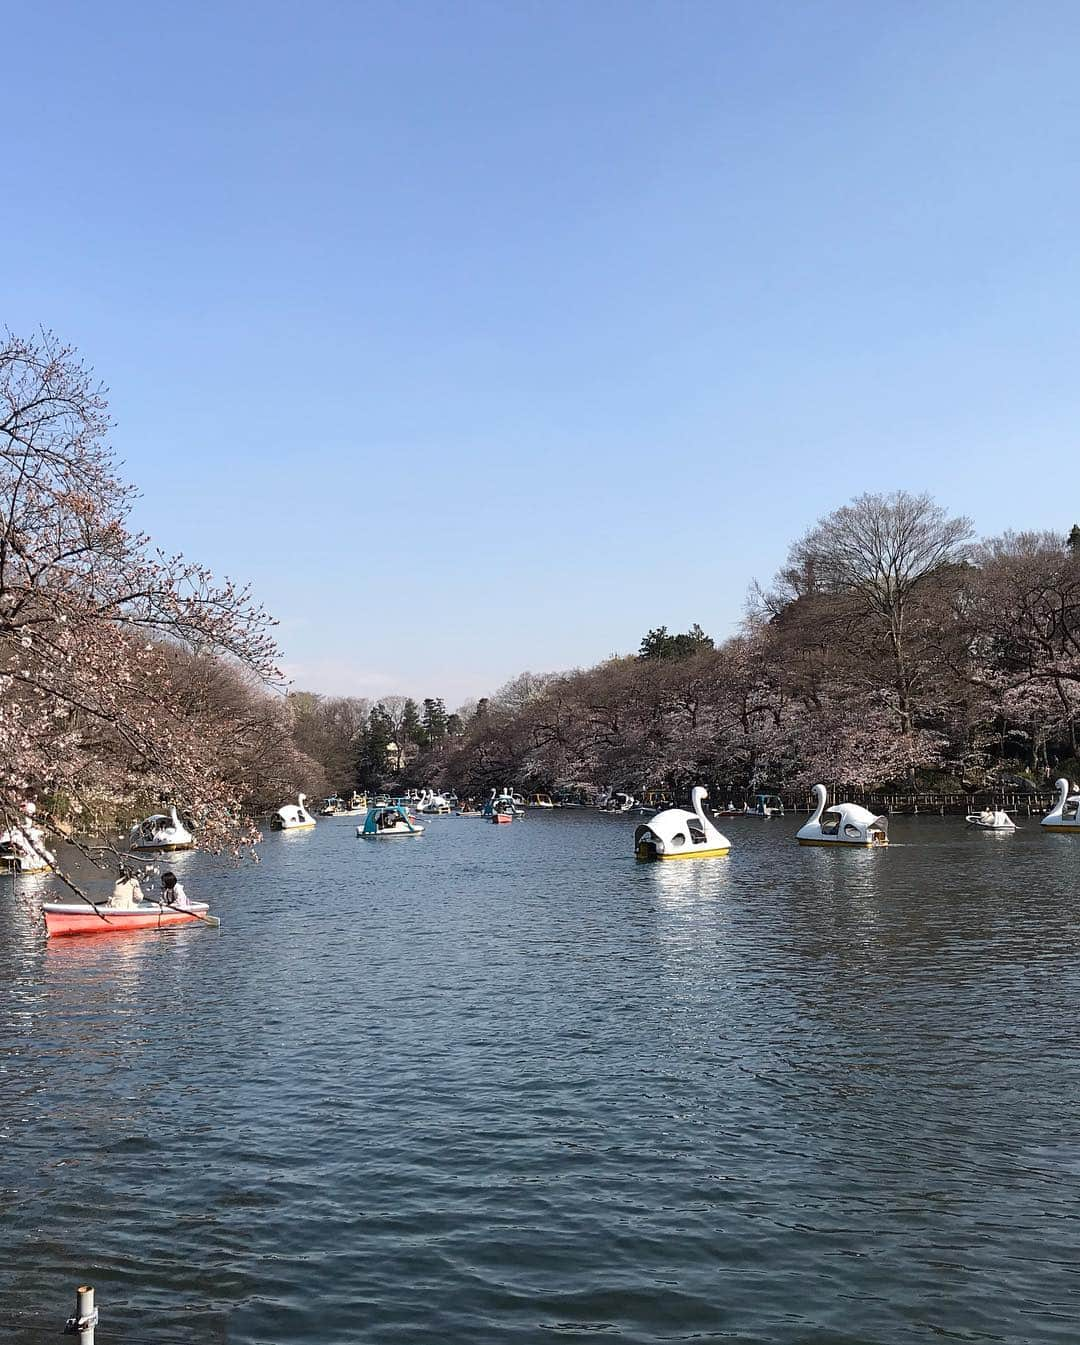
(170, 905), (221, 928)
(155, 887), (220, 927)
(157, 882), (220, 927)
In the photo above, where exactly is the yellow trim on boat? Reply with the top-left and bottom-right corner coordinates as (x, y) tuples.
(797, 837), (886, 847)
(1041, 823), (1080, 833)
(657, 846), (730, 859)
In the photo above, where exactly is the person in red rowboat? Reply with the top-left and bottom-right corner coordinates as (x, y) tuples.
(110, 865), (145, 909)
(160, 871), (193, 910)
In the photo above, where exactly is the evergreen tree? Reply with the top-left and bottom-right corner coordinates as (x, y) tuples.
(422, 696), (448, 743)
(638, 623), (714, 660)
(355, 705), (395, 787)
(1068, 523), (1080, 555)
(401, 698), (427, 747)
(638, 625), (671, 659)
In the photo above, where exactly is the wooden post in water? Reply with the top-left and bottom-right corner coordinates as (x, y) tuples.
(64, 1285), (97, 1344)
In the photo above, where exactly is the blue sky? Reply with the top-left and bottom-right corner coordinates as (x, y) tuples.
(5, 1), (1080, 704)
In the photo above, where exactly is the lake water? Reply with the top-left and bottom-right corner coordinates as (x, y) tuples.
(2, 811), (1079, 1344)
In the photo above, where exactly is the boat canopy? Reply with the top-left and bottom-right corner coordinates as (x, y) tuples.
(361, 804), (422, 835)
(819, 804), (888, 839)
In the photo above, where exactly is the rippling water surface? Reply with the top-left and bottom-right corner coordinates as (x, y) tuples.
(2, 812), (1080, 1343)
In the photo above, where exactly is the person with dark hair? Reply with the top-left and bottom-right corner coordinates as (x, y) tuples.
(160, 871), (193, 910)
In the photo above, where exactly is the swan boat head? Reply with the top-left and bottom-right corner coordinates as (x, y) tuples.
(634, 786), (731, 860)
(1042, 778), (1080, 830)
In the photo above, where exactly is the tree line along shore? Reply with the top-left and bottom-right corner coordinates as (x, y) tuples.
(3, 328), (1079, 861)
(294, 524), (1080, 813)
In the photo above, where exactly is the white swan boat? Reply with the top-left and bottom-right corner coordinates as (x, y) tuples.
(272, 793), (317, 831)
(0, 805), (55, 873)
(598, 789), (636, 813)
(1041, 778), (1080, 833)
(796, 785), (888, 846)
(965, 808), (1016, 831)
(128, 806), (195, 852)
(634, 786), (731, 860)
(416, 789), (453, 815)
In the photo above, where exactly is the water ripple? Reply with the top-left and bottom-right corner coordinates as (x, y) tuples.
(1, 814), (1079, 1342)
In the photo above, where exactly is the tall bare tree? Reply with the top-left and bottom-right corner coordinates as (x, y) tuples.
(775, 491), (973, 739)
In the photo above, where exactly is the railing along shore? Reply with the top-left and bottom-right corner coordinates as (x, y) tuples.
(780, 791), (1056, 816)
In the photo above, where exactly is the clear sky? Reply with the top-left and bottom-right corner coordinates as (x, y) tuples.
(5, 1), (1080, 705)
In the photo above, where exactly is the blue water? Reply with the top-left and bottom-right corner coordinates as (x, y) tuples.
(2, 812), (1079, 1343)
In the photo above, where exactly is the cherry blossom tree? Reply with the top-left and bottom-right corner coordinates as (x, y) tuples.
(966, 531), (1080, 759)
(0, 329), (283, 882)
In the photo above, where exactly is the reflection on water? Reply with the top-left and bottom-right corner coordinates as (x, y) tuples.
(2, 812), (1080, 1343)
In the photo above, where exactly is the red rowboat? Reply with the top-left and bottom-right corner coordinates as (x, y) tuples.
(492, 812), (513, 824)
(43, 901), (216, 938)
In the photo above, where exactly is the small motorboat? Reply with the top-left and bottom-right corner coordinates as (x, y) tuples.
(272, 794), (317, 831)
(492, 809), (513, 824)
(966, 808), (1016, 831)
(44, 900), (216, 938)
(358, 804), (424, 837)
(634, 786), (731, 860)
(1042, 778), (1080, 833)
(796, 785), (888, 846)
(128, 806), (195, 852)
(528, 793), (554, 809)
